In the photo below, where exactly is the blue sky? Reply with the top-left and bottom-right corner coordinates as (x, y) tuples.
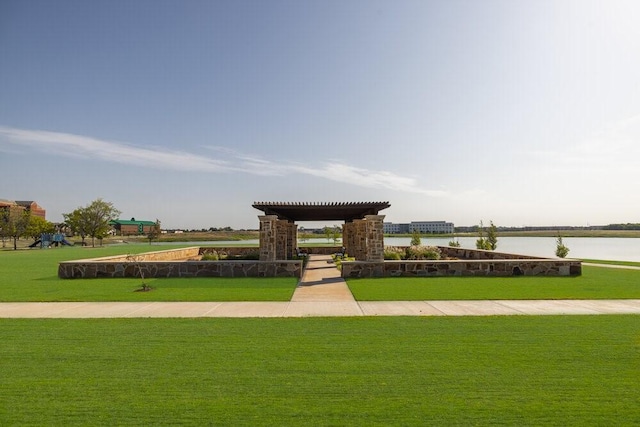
(1, 0), (639, 229)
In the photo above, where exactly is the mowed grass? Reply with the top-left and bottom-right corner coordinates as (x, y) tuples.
(582, 259), (640, 267)
(348, 266), (640, 300)
(0, 246), (297, 301)
(3, 246), (640, 301)
(1, 316), (639, 425)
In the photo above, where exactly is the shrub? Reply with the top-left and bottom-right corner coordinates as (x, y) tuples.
(201, 251), (219, 261)
(410, 230), (421, 246)
(448, 240), (461, 248)
(555, 236), (570, 258)
(384, 248), (403, 260)
(405, 245), (441, 260)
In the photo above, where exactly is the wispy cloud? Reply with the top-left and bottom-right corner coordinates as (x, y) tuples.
(0, 126), (231, 172)
(0, 126), (446, 196)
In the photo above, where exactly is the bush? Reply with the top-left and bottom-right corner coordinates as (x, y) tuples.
(384, 248), (403, 260)
(555, 236), (570, 258)
(405, 245), (441, 260)
(201, 251), (219, 261)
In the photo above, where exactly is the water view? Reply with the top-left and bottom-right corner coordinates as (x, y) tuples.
(154, 237), (640, 262)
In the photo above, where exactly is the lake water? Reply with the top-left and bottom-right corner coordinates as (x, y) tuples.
(154, 237), (640, 262)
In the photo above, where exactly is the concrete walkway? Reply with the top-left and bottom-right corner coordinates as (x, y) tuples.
(1, 255), (640, 318)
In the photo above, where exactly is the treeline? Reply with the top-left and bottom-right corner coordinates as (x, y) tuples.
(455, 224), (640, 233)
(601, 223), (640, 230)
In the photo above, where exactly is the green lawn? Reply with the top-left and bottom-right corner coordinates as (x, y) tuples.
(0, 246), (297, 301)
(348, 266), (640, 300)
(3, 246), (640, 302)
(582, 259), (640, 267)
(2, 316), (639, 425)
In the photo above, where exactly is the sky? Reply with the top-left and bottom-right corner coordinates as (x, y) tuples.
(1, 0), (640, 230)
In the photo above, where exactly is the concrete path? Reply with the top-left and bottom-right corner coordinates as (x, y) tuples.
(1, 299), (639, 318)
(1, 255), (640, 318)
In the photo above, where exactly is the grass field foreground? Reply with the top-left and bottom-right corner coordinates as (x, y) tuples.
(0, 246), (297, 301)
(347, 266), (640, 300)
(3, 246), (640, 301)
(1, 316), (639, 425)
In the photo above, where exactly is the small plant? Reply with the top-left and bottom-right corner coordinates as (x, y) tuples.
(201, 251), (219, 261)
(410, 229), (421, 246)
(126, 254), (152, 292)
(405, 245), (441, 260)
(555, 236), (570, 258)
(384, 247), (403, 260)
(476, 220), (497, 250)
(448, 239), (461, 248)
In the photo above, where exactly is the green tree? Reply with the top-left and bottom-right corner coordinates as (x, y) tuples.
(475, 221), (489, 250)
(0, 206), (31, 250)
(63, 208), (88, 245)
(63, 199), (121, 247)
(26, 216), (56, 241)
(486, 221), (498, 250)
(555, 236), (570, 258)
(410, 229), (421, 246)
(476, 220), (498, 251)
(147, 219), (161, 244)
(323, 226), (332, 243)
(330, 225), (341, 245)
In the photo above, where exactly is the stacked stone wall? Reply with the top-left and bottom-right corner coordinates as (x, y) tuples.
(342, 259), (581, 278)
(342, 245), (581, 277)
(59, 259), (302, 279)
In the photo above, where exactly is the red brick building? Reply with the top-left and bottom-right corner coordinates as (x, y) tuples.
(0, 199), (46, 219)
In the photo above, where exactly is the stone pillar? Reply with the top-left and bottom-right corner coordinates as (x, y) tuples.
(286, 221), (298, 259)
(275, 220), (289, 260)
(342, 222), (355, 257)
(258, 215), (278, 261)
(365, 214), (385, 262)
(352, 219), (367, 261)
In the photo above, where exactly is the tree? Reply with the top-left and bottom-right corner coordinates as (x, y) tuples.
(323, 226), (332, 243)
(476, 220), (498, 251)
(63, 208), (88, 245)
(486, 221), (498, 251)
(63, 199), (121, 247)
(475, 221), (489, 250)
(26, 216), (56, 241)
(147, 219), (161, 244)
(0, 206), (31, 250)
(555, 236), (570, 258)
(410, 229), (421, 246)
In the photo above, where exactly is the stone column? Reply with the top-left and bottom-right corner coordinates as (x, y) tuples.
(286, 221), (298, 259)
(342, 222), (354, 257)
(365, 214), (385, 262)
(352, 219), (367, 261)
(275, 220), (289, 260)
(258, 215), (278, 261)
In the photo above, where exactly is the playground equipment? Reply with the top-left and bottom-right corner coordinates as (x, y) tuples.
(29, 233), (73, 248)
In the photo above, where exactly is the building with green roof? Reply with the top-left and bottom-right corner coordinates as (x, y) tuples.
(110, 218), (158, 236)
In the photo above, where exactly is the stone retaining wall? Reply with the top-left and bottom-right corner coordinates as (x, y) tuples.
(341, 259), (581, 277)
(58, 246), (301, 279)
(59, 260), (302, 279)
(341, 246), (581, 277)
